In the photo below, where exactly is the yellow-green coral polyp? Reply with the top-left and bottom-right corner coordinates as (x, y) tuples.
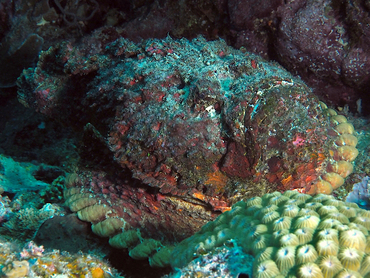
(170, 190), (370, 277)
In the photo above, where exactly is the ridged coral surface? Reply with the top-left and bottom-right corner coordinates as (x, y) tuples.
(171, 191), (370, 277)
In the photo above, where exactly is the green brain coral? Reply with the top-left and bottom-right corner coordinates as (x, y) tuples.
(171, 191), (370, 278)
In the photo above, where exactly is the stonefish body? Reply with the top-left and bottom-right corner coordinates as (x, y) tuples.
(17, 32), (358, 265)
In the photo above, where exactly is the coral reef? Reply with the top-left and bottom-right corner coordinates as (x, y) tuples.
(171, 190), (370, 277)
(0, 156), (66, 241)
(346, 176), (370, 209)
(0, 0), (59, 88)
(0, 194), (12, 224)
(165, 244), (253, 278)
(224, 0), (370, 113)
(272, 0), (370, 113)
(0, 202), (65, 242)
(227, 0), (283, 58)
(0, 1), (369, 277)
(0, 0), (112, 90)
(17, 34), (360, 263)
(0, 239), (121, 277)
(0, 155), (49, 193)
(351, 118), (370, 176)
(0, 154), (67, 197)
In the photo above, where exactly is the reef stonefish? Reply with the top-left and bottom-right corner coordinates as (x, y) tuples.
(17, 33), (358, 265)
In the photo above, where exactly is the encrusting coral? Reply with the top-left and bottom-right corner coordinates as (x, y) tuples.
(170, 190), (370, 277)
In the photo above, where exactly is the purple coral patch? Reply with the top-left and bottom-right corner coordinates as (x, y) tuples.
(346, 176), (370, 209)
